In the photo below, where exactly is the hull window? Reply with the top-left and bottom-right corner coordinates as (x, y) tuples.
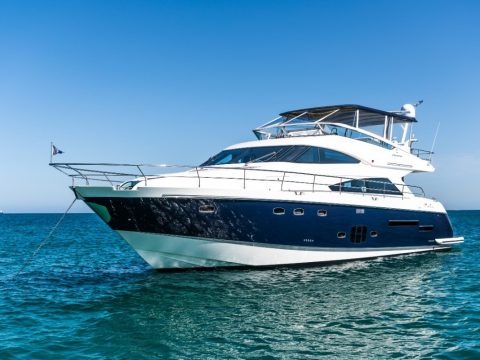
(199, 205), (216, 214)
(293, 208), (304, 216)
(337, 231), (346, 239)
(273, 207), (285, 215)
(350, 225), (367, 243)
(317, 209), (327, 217)
(370, 230), (378, 238)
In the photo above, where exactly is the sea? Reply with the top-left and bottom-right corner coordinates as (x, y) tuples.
(0, 211), (479, 359)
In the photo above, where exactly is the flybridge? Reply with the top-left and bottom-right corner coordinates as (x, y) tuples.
(253, 104), (422, 152)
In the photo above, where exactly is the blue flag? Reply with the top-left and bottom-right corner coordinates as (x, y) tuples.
(52, 144), (64, 156)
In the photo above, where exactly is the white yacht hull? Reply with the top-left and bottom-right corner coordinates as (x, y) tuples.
(118, 230), (451, 269)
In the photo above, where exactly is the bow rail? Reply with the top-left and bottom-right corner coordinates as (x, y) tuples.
(50, 162), (426, 199)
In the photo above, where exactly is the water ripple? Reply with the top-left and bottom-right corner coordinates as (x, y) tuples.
(0, 212), (479, 358)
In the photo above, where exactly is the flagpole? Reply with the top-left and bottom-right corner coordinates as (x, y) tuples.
(50, 142), (53, 164)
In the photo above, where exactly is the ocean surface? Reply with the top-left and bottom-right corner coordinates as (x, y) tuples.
(0, 211), (478, 359)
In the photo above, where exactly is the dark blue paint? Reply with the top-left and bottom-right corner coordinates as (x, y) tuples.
(84, 197), (453, 249)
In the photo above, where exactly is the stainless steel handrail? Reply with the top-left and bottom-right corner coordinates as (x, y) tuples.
(49, 162), (426, 198)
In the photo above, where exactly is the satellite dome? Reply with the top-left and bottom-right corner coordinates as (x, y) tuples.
(401, 103), (416, 118)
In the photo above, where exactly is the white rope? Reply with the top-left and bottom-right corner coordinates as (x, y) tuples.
(12, 198), (77, 279)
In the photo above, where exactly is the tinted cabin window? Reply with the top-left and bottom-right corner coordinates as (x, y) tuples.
(295, 147), (321, 163)
(202, 146), (359, 166)
(322, 149), (359, 164)
(280, 146), (309, 161)
(202, 146), (289, 166)
(365, 178), (401, 195)
(291, 147), (359, 164)
(330, 178), (401, 195)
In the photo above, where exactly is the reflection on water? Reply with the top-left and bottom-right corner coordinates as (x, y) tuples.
(0, 213), (479, 359)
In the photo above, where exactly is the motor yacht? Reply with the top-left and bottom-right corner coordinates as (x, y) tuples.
(51, 104), (463, 269)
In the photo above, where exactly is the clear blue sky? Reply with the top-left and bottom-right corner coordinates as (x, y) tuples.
(1, 0), (479, 212)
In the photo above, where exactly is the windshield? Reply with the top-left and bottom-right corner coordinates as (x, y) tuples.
(201, 145), (359, 166)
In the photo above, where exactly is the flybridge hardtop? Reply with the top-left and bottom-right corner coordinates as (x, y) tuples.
(253, 103), (422, 154)
(50, 102), (463, 270)
(279, 104), (417, 123)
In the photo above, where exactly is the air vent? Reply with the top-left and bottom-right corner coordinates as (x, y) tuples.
(273, 207), (285, 215)
(350, 225), (367, 243)
(337, 231), (346, 239)
(370, 230), (378, 238)
(419, 225), (434, 232)
(388, 220), (419, 227)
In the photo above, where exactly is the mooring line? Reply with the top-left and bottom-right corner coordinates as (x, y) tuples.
(12, 198), (77, 279)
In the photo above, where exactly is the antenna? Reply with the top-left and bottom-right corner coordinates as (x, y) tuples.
(408, 100), (423, 142)
(429, 122), (440, 162)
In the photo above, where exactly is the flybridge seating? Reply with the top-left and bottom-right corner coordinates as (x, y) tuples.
(253, 104), (433, 158)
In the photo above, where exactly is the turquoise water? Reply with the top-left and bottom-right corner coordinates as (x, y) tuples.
(0, 211), (479, 359)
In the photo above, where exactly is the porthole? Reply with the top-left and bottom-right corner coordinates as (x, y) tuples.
(337, 231), (346, 239)
(199, 204), (216, 214)
(317, 209), (327, 217)
(370, 230), (378, 238)
(293, 208), (304, 216)
(273, 207), (285, 215)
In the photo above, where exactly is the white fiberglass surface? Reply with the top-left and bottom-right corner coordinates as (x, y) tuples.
(118, 231), (446, 269)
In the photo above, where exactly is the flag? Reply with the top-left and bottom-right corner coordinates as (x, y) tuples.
(52, 144), (64, 156)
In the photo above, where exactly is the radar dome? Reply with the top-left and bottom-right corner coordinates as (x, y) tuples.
(401, 103), (416, 118)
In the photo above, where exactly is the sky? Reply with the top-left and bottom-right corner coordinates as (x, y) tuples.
(0, 0), (479, 212)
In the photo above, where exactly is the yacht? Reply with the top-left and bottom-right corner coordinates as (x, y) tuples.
(51, 104), (463, 269)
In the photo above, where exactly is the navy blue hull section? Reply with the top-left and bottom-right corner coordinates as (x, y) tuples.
(83, 196), (453, 249)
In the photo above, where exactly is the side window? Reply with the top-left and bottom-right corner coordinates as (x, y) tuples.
(330, 178), (401, 195)
(278, 146), (309, 162)
(294, 147), (320, 163)
(216, 153), (233, 165)
(202, 145), (359, 166)
(365, 178), (401, 195)
(293, 147), (359, 164)
(321, 149), (359, 164)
